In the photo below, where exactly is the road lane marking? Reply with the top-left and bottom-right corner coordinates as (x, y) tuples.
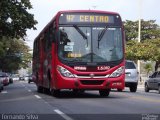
(54, 109), (74, 120)
(132, 96), (160, 103)
(1, 91), (8, 94)
(34, 95), (41, 99)
(119, 92), (160, 103)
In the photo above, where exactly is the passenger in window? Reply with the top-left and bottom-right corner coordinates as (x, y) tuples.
(60, 29), (71, 58)
(60, 29), (70, 45)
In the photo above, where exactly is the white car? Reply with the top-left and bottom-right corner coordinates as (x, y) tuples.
(11, 74), (19, 81)
(125, 60), (139, 92)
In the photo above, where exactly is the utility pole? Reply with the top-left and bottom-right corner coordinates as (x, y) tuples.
(138, 0), (142, 43)
(138, 0), (142, 81)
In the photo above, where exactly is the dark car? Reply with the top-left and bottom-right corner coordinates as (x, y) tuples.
(8, 74), (13, 84)
(19, 76), (24, 81)
(145, 71), (160, 94)
(28, 74), (33, 84)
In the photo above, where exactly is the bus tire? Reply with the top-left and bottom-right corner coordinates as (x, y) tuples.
(37, 86), (43, 93)
(52, 89), (60, 97)
(99, 89), (110, 97)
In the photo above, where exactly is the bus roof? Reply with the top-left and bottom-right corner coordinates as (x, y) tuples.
(57, 10), (119, 15)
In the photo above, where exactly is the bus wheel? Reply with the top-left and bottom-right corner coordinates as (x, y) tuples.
(99, 89), (110, 97)
(52, 89), (60, 97)
(37, 86), (43, 93)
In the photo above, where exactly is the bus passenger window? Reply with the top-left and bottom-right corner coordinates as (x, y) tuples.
(59, 29), (71, 57)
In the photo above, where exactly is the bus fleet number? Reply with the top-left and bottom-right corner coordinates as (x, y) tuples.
(97, 66), (110, 71)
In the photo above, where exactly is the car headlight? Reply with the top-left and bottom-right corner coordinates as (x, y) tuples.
(57, 65), (75, 78)
(109, 66), (125, 78)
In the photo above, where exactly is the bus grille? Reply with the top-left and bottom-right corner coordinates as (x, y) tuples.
(80, 80), (104, 85)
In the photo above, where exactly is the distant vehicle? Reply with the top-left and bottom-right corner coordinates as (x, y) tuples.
(19, 76), (24, 81)
(28, 75), (33, 84)
(125, 60), (139, 92)
(0, 72), (10, 86)
(8, 74), (13, 84)
(145, 71), (160, 94)
(24, 75), (29, 81)
(23, 74), (33, 83)
(11, 74), (19, 81)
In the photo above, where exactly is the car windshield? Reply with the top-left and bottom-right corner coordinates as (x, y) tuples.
(58, 26), (123, 63)
(0, 72), (7, 77)
(125, 61), (136, 69)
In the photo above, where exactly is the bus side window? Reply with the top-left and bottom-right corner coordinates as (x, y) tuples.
(44, 32), (47, 52)
(44, 29), (51, 52)
(50, 27), (56, 42)
(50, 21), (56, 42)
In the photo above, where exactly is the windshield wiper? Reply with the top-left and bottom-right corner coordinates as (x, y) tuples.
(98, 26), (108, 48)
(73, 25), (87, 39)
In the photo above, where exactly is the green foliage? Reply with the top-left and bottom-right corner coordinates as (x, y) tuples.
(0, 0), (36, 72)
(0, 0), (37, 39)
(125, 19), (160, 71)
(144, 63), (153, 76)
(0, 37), (32, 72)
(124, 20), (160, 41)
(126, 39), (160, 61)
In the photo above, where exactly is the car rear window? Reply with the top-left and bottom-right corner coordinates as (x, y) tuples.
(125, 61), (136, 69)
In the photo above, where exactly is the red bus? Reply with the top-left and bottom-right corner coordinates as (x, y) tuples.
(32, 10), (125, 97)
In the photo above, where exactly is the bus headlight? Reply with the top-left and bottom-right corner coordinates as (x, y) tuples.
(57, 66), (75, 78)
(109, 66), (125, 78)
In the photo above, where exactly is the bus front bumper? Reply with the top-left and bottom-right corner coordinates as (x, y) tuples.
(55, 74), (125, 90)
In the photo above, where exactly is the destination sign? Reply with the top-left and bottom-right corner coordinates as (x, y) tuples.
(59, 13), (115, 24)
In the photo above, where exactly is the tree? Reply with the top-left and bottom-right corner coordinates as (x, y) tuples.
(123, 20), (138, 41)
(144, 63), (153, 76)
(126, 39), (160, 71)
(124, 20), (160, 41)
(124, 20), (160, 71)
(0, 37), (32, 73)
(0, 0), (37, 39)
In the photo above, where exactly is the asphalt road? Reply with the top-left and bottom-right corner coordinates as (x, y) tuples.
(0, 81), (160, 120)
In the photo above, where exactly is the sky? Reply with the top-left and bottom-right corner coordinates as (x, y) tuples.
(26, 0), (160, 49)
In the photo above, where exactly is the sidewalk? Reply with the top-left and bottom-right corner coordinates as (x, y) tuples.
(138, 81), (145, 89)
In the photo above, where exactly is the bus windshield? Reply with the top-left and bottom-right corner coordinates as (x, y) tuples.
(58, 26), (123, 63)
